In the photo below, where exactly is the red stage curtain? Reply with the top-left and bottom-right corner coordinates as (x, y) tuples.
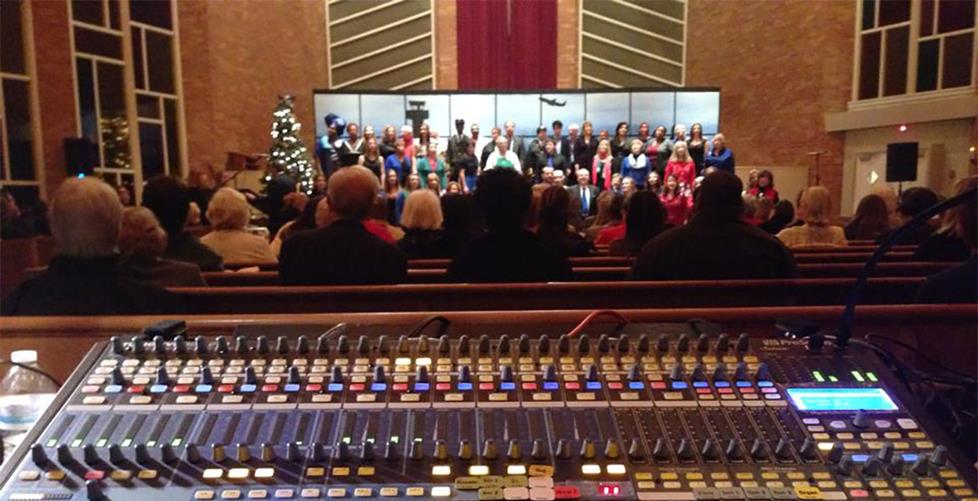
(456, 0), (558, 90)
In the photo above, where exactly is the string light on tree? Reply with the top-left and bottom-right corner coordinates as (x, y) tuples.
(267, 94), (315, 194)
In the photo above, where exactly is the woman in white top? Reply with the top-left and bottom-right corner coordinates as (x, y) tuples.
(201, 188), (277, 263)
(776, 186), (848, 248)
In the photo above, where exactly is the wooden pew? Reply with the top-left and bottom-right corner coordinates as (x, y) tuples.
(170, 277), (926, 314)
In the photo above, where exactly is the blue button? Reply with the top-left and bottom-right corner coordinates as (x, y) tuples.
(284, 384), (301, 392)
(902, 453), (919, 462)
(543, 382), (559, 391)
(149, 385), (167, 393)
(672, 382), (689, 390)
(414, 383), (430, 392)
(104, 385), (122, 394)
(370, 383), (387, 392)
(758, 381), (774, 387)
(585, 381), (602, 390)
(852, 454), (870, 463)
(239, 384), (256, 393)
(693, 382), (708, 388)
(195, 384), (212, 393)
(714, 381), (730, 388)
(499, 382), (516, 391)
(327, 383), (344, 392)
(457, 382), (472, 391)
(628, 382), (645, 390)
(735, 381), (752, 387)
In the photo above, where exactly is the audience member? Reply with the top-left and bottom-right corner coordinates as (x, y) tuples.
(644, 125), (671, 176)
(425, 173), (443, 194)
(279, 166), (407, 285)
(2, 178), (184, 315)
(312, 174), (328, 197)
(665, 141), (696, 188)
(746, 169), (760, 192)
(916, 175), (977, 303)
(622, 177), (637, 198)
(0, 189), (35, 239)
(687, 123), (707, 174)
(611, 173), (623, 194)
(754, 197), (775, 226)
(187, 162), (219, 224)
(397, 190), (447, 259)
(446, 182), (462, 195)
(584, 191), (621, 241)
(609, 191), (666, 257)
(631, 171), (797, 280)
(913, 176), (976, 262)
(536, 186), (594, 258)
(417, 143), (447, 189)
(271, 195), (324, 257)
(116, 184), (134, 207)
(594, 194), (627, 246)
(879, 187), (939, 245)
(118, 207), (205, 287)
(704, 133), (735, 172)
(142, 175), (223, 271)
(621, 139), (650, 189)
(485, 136), (522, 172)
(776, 186), (847, 248)
(845, 194), (891, 241)
(200, 188), (276, 263)
(448, 169), (572, 282)
(760, 200), (795, 235)
(439, 194), (480, 257)
(365, 197), (403, 243)
(872, 185), (902, 229)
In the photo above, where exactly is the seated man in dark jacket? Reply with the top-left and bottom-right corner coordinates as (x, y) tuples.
(279, 166), (407, 285)
(142, 175), (223, 271)
(2, 178), (184, 316)
(630, 171), (797, 281)
(448, 169), (572, 282)
(916, 176), (977, 304)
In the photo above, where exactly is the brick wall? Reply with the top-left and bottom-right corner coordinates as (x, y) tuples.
(555, 0), (579, 88)
(434, 0), (458, 89)
(31, 1), (75, 198)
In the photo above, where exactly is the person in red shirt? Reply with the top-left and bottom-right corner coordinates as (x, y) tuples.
(660, 174), (691, 226)
(749, 170), (780, 202)
(665, 141), (696, 189)
(592, 139), (615, 190)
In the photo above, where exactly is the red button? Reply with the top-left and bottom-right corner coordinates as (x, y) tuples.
(349, 383), (365, 392)
(608, 382), (623, 390)
(565, 382), (580, 390)
(305, 384), (322, 392)
(262, 384), (278, 392)
(696, 388), (711, 394)
(435, 383), (450, 391)
(393, 383), (409, 391)
(740, 388), (755, 394)
(478, 382), (494, 390)
(554, 486), (580, 499)
(850, 489), (870, 498)
(718, 388), (733, 394)
(127, 385), (145, 394)
(84, 470), (105, 481)
(650, 382), (667, 390)
(173, 385), (190, 393)
(522, 383), (538, 390)
(218, 384), (234, 393)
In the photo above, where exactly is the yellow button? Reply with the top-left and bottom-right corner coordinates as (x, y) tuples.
(663, 481), (682, 489)
(300, 488), (320, 499)
(137, 469), (158, 480)
(711, 472), (729, 480)
(635, 472), (653, 481)
(455, 477), (480, 490)
(431, 465), (451, 476)
(812, 472), (831, 480)
(528, 465), (553, 477)
(195, 490), (216, 500)
(503, 476), (527, 488)
(480, 476), (504, 488)
(940, 470), (960, 478)
(927, 489), (948, 497)
(506, 465), (526, 475)
(869, 480), (889, 488)
(306, 467), (325, 478)
(326, 487), (346, 498)
(379, 487), (398, 497)
(405, 487), (424, 497)
(954, 488), (976, 496)
(736, 473), (755, 480)
(947, 480), (966, 487)
(661, 472), (679, 480)
(795, 486), (822, 500)
(765, 481), (784, 488)
(919, 479), (940, 488)
(787, 472), (806, 480)
(44, 470), (66, 481)
(356, 466), (374, 477)
(686, 472), (703, 480)
(468, 465), (489, 476)
(900, 489), (922, 498)
(222, 490), (242, 500)
(761, 472), (780, 480)
(876, 490), (895, 498)
(247, 490), (268, 499)
(353, 487), (373, 498)
(332, 466), (350, 477)
(111, 470), (133, 481)
(895, 480), (914, 488)
(907, 432), (926, 439)
(581, 464), (601, 475)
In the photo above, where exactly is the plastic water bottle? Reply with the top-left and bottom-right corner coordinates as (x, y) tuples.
(0, 350), (58, 454)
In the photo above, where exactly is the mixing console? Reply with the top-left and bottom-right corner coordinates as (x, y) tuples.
(0, 324), (974, 501)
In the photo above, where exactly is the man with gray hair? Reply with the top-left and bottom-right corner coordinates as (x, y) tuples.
(2, 178), (183, 315)
(279, 166), (407, 285)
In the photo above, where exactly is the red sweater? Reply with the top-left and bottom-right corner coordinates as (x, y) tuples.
(660, 192), (690, 226)
(665, 160), (696, 188)
(594, 222), (625, 245)
(592, 155), (614, 190)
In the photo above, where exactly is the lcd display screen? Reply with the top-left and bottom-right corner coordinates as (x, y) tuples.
(786, 388), (898, 411)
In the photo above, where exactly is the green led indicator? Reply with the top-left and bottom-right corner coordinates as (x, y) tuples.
(342, 436), (351, 444)
(851, 371), (865, 382)
(171, 438), (183, 447)
(366, 438), (375, 444)
(96, 439), (107, 448)
(71, 439), (82, 448)
(414, 437), (422, 443)
(812, 371), (825, 382)
(46, 439), (56, 448)
(121, 438), (132, 448)
(389, 436), (399, 444)
(828, 375), (839, 382)
(866, 372), (878, 382)
(296, 441), (303, 445)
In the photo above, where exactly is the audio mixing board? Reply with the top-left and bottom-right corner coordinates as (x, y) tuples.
(0, 323), (974, 501)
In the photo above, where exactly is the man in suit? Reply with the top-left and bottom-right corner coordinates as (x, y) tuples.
(446, 118), (468, 167)
(568, 168), (599, 219)
(552, 120), (572, 161)
(279, 166), (407, 285)
(503, 120), (526, 164)
(526, 126), (549, 179)
(480, 127), (501, 170)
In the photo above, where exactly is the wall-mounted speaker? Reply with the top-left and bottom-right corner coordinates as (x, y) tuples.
(63, 137), (98, 177)
(886, 142), (918, 182)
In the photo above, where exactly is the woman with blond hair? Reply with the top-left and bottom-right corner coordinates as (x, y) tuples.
(665, 141), (696, 189)
(119, 207), (205, 287)
(776, 186), (847, 248)
(201, 188), (277, 263)
(397, 189), (446, 258)
(592, 139), (615, 190)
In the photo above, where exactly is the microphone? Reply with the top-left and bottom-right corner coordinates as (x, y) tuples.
(837, 185), (978, 347)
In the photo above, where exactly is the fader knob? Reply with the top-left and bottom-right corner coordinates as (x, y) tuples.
(499, 365), (514, 383)
(836, 455), (854, 476)
(555, 439), (572, 459)
(288, 366), (301, 385)
(481, 439), (497, 460)
(457, 335), (469, 354)
(656, 335), (670, 353)
(577, 334), (590, 353)
(110, 367), (125, 386)
(724, 439), (744, 460)
(677, 334), (690, 353)
(135, 443), (152, 464)
(627, 364), (641, 381)
(286, 442), (301, 463)
(543, 364), (557, 382)
(690, 364), (706, 382)
(237, 443), (251, 462)
(337, 335), (350, 354)
(518, 334), (530, 354)
(330, 365), (344, 384)
(457, 440), (474, 460)
(531, 439), (547, 460)
(417, 335), (430, 353)
(931, 445), (948, 467)
(234, 336), (249, 355)
(261, 443), (275, 462)
(651, 439), (670, 461)
(774, 438), (792, 459)
(212, 444), (226, 463)
(734, 363), (749, 382)
(799, 438), (818, 460)
(244, 366), (258, 385)
(416, 365), (429, 383)
(586, 364), (599, 382)
(357, 335), (370, 354)
(537, 335), (550, 353)
(200, 367), (214, 385)
(637, 334), (650, 353)
(887, 456), (905, 475)
(458, 365), (472, 383)
(360, 441), (374, 461)
(851, 411), (870, 429)
(111, 336), (125, 355)
(377, 335), (390, 354)
(557, 334), (570, 353)
(911, 456), (931, 476)
(174, 335), (187, 356)
(676, 439), (694, 460)
(669, 365), (684, 382)
(311, 443), (327, 463)
(877, 442), (895, 462)
(86, 479), (105, 501)
(56, 444), (73, 464)
(826, 442), (844, 463)
(862, 458), (883, 476)
(333, 442), (348, 462)
(384, 440), (398, 461)
(603, 439), (620, 459)
(296, 336), (309, 354)
(700, 439), (719, 461)
(373, 365), (386, 384)
(186, 444), (201, 463)
(507, 439), (522, 460)
(31, 444), (48, 466)
(579, 438), (596, 459)
(256, 336), (269, 355)
(316, 334), (330, 355)
(83, 444), (100, 465)
(108, 444), (125, 464)
(627, 438), (644, 460)
(478, 335), (490, 354)
(273, 335), (290, 355)
(712, 363), (728, 382)
(597, 334), (610, 352)
(397, 335), (409, 354)
(437, 335), (450, 354)
(736, 333), (750, 352)
(715, 334), (729, 352)
(434, 439), (449, 460)
(617, 334), (630, 352)
(153, 336), (167, 356)
(161, 444), (178, 463)
(215, 336), (229, 355)
(132, 336), (145, 355)
(409, 441), (424, 460)
(754, 363), (771, 382)
(696, 333), (710, 353)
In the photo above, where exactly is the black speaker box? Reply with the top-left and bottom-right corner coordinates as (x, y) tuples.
(886, 142), (918, 182)
(63, 137), (98, 177)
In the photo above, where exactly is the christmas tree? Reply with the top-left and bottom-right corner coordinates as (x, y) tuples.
(100, 115), (131, 169)
(268, 94), (315, 193)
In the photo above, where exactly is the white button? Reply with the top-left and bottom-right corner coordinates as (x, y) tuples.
(897, 418), (918, 430)
(874, 420), (892, 428)
(430, 486), (451, 498)
(829, 420), (846, 429)
(606, 464), (626, 475)
(431, 465), (451, 476)
(581, 464), (601, 475)
(803, 418), (819, 424)
(507, 465), (527, 475)
(468, 465), (489, 476)
(528, 477), (553, 489)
